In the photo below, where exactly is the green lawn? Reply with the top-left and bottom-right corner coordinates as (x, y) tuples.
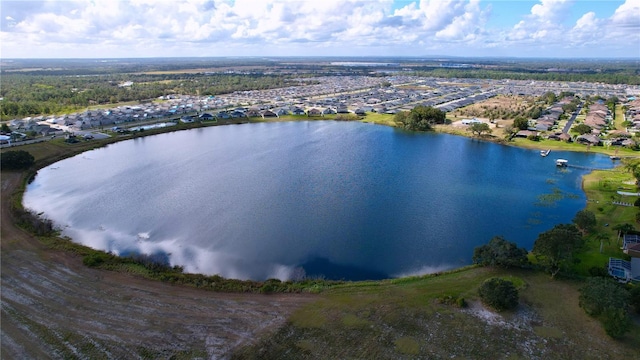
(615, 104), (626, 130)
(573, 168), (638, 275)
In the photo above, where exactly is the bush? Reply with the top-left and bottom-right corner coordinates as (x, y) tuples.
(588, 266), (609, 277)
(630, 286), (640, 314)
(0, 150), (35, 170)
(472, 236), (529, 268)
(579, 277), (630, 317)
(602, 308), (631, 339)
(436, 294), (467, 308)
(478, 278), (518, 311)
(579, 277), (632, 339)
(83, 252), (109, 267)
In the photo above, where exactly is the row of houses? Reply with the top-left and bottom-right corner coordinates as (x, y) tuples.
(584, 103), (612, 130)
(6, 76), (638, 134)
(624, 99), (640, 131)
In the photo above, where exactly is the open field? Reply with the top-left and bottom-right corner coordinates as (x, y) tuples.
(232, 268), (640, 359)
(450, 94), (537, 121)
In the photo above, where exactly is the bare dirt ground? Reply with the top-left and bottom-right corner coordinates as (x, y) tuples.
(1, 171), (315, 359)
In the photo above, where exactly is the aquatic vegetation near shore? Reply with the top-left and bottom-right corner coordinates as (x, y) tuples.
(535, 187), (580, 207)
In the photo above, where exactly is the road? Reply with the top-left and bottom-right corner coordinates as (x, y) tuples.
(562, 103), (582, 134)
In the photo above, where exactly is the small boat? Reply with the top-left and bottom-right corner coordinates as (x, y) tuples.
(540, 149), (551, 157)
(610, 149), (620, 161)
(556, 159), (568, 167)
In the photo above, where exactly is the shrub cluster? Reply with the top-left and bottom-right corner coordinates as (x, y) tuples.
(579, 277), (631, 339)
(436, 294), (467, 308)
(1, 150), (35, 170)
(478, 278), (519, 311)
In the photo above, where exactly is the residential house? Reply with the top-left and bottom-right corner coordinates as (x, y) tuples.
(576, 134), (601, 145)
(199, 113), (215, 121)
(292, 108), (306, 116)
(608, 234), (640, 283)
(322, 108), (336, 115)
(260, 110), (278, 118)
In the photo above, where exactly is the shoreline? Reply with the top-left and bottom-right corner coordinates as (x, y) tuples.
(4, 118), (635, 282)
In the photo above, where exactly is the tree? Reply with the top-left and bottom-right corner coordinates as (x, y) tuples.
(573, 123), (592, 135)
(468, 122), (492, 136)
(579, 277), (631, 338)
(0, 150), (35, 170)
(573, 209), (596, 234)
(478, 278), (519, 311)
(1, 123), (11, 133)
(472, 236), (529, 268)
(562, 102), (578, 113)
(399, 105), (446, 132)
(623, 158), (640, 185)
(542, 91), (557, 105)
(613, 223), (635, 245)
(513, 116), (529, 130)
(602, 308), (631, 339)
(394, 111), (410, 126)
(579, 277), (629, 316)
(532, 224), (583, 278)
(606, 96), (619, 107)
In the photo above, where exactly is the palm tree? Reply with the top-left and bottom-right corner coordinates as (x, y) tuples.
(613, 223), (635, 246)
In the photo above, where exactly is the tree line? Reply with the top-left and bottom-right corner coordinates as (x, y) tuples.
(412, 67), (640, 85)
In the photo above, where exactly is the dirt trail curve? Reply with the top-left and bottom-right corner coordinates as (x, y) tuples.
(1, 171), (314, 359)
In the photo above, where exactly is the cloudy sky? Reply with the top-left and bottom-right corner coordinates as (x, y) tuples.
(1, 0), (639, 59)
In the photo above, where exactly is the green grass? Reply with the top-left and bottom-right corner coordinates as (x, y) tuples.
(614, 104), (626, 130)
(231, 268), (640, 359)
(571, 167), (638, 275)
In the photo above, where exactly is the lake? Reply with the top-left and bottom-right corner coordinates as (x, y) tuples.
(23, 121), (615, 281)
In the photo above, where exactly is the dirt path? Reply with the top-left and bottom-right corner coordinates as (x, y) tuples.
(1, 171), (314, 359)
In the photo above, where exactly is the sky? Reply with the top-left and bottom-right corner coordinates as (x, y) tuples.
(1, 0), (639, 59)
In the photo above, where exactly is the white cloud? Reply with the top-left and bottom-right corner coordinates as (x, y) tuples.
(0, 0), (635, 58)
(435, 0), (487, 41)
(610, 0), (640, 29)
(506, 0), (572, 43)
(529, 0), (572, 23)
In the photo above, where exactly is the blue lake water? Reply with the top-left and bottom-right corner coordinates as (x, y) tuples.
(23, 121), (615, 281)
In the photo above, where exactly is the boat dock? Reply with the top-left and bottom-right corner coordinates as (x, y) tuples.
(554, 158), (609, 171)
(566, 164), (610, 171)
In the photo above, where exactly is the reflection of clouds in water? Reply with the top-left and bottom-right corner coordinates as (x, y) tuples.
(392, 264), (455, 278)
(65, 226), (301, 281)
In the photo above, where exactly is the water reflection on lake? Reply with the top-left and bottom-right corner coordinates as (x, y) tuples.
(23, 121), (614, 280)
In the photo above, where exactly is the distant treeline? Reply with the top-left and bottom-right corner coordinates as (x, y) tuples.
(0, 73), (300, 119)
(411, 67), (640, 85)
